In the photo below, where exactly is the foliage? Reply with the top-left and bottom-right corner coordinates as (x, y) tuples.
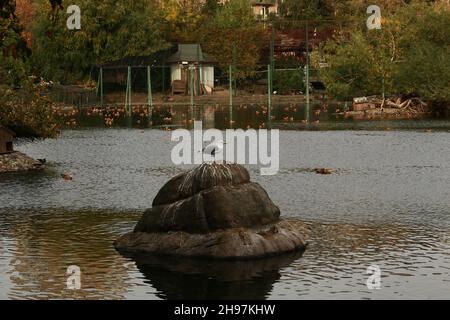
(393, 2), (450, 100)
(2, 0), (449, 109)
(161, 0), (207, 42)
(273, 68), (305, 95)
(0, 79), (60, 138)
(0, 0), (29, 86)
(1, 1), (59, 138)
(31, 0), (169, 83)
(278, 0), (331, 21)
(15, 0), (37, 47)
(314, 1), (450, 101)
(200, 0), (266, 79)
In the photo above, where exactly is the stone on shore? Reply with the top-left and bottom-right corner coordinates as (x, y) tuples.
(114, 163), (307, 259)
(0, 151), (44, 173)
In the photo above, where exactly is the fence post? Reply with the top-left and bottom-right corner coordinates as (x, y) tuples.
(125, 66), (132, 117)
(162, 64), (166, 94)
(268, 65), (272, 129)
(147, 66), (153, 127)
(190, 64), (195, 123)
(232, 42), (237, 97)
(229, 65), (233, 129)
(305, 20), (310, 124)
(271, 23), (275, 77)
(97, 67), (103, 107)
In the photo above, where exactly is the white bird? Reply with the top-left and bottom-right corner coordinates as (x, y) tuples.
(202, 139), (226, 157)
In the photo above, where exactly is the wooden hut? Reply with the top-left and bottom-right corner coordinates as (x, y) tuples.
(0, 126), (15, 154)
(167, 44), (216, 95)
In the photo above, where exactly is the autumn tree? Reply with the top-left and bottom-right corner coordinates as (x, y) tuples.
(0, 0), (29, 86)
(15, 0), (37, 48)
(200, 0), (266, 79)
(160, 0), (207, 42)
(1, 0), (59, 138)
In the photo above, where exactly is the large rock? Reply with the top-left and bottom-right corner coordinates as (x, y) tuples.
(115, 163), (307, 259)
(152, 163), (250, 206)
(116, 220), (306, 259)
(135, 183), (280, 234)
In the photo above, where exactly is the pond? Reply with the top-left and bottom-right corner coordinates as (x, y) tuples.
(0, 123), (450, 299)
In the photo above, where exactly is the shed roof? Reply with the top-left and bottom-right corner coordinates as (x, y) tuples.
(95, 45), (216, 69)
(98, 55), (156, 68)
(96, 49), (176, 68)
(0, 126), (16, 137)
(166, 44), (216, 64)
(251, 0), (277, 6)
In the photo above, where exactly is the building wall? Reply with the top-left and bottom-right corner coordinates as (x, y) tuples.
(170, 64), (215, 89)
(201, 66), (214, 88)
(0, 129), (14, 154)
(170, 65), (182, 84)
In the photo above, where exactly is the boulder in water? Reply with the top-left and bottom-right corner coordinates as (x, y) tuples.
(114, 163), (307, 259)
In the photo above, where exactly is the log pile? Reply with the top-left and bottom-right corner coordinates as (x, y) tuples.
(352, 95), (430, 115)
(377, 96), (429, 114)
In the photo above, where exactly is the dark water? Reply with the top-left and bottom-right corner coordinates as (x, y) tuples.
(57, 103), (450, 131)
(1, 126), (450, 299)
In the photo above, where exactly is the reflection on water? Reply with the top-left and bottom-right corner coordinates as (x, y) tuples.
(0, 210), (140, 300)
(128, 251), (305, 300)
(1, 127), (450, 299)
(0, 210), (449, 300)
(58, 104), (449, 131)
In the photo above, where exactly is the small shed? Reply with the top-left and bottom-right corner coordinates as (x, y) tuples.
(167, 44), (216, 95)
(0, 126), (15, 154)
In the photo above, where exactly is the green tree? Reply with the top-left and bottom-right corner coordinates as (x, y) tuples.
(1, 0), (59, 138)
(394, 2), (450, 100)
(201, 0), (266, 79)
(201, 0), (221, 18)
(31, 0), (168, 83)
(315, 1), (450, 101)
(0, 0), (29, 86)
(0, 79), (60, 138)
(315, 32), (386, 100)
(160, 0), (207, 42)
(279, 0), (331, 21)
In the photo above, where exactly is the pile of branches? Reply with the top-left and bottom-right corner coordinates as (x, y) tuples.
(377, 95), (429, 113)
(354, 94), (430, 114)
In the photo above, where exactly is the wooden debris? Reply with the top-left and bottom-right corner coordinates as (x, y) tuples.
(315, 168), (333, 175)
(353, 95), (429, 114)
(62, 173), (73, 181)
